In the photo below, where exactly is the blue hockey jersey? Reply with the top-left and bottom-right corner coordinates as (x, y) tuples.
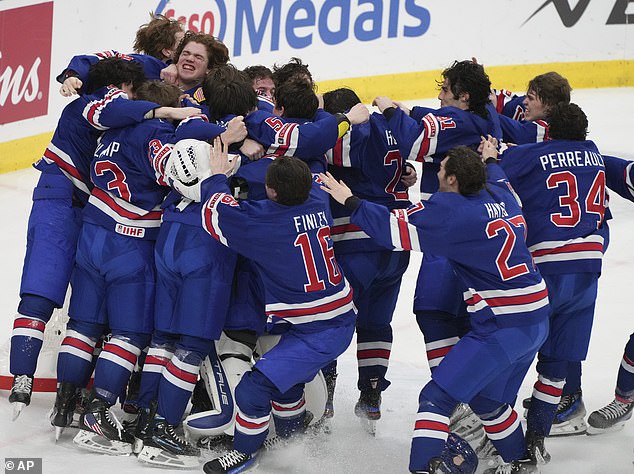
(604, 155), (634, 202)
(82, 119), (176, 240)
(39, 87), (159, 205)
(500, 140), (607, 275)
(395, 104), (502, 197)
(326, 112), (411, 253)
(201, 174), (356, 331)
(349, 163), (549, 329)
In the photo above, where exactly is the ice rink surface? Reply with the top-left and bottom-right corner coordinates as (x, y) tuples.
(0, 88), (633, 473)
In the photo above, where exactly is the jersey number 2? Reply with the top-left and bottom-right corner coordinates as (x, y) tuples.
(486, 216), (530, 281)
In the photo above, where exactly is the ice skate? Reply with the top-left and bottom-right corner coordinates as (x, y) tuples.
(354, 377), (381, 436)
(449, 402), (485, 443)
(50, 382), (78, 441)
(587, 398), (634, 435)
(137, 415), (201, 468)
(475, 435), (503, 469)
(313, 371), (337, 434)
(203, 449), (258, 474)
(9, 374), (33, 421)
(74, 396), (134, 455)
(482, 458), (539, 474)
(523, 389), (587, 436)
(526, 431), (551, 464)
(198, 434), (233, 452)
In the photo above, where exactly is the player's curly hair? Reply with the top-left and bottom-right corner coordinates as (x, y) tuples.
(547, 103), (588, 141)
(133, 13), (184, 62)
(441, 60), (491, 119)
(272, 57), (314, 90)
(243, 65), (273, 83)
(174, 32), (230, 70)
(443, 146), (486, 195)
(265, 156), (313, 206)
(203, 65), (258, 121)
(86, 58), (146, 94)
(274, 77), (318, 119)
(527, 72), (571, 111)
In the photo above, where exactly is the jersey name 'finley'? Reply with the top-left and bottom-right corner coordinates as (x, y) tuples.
(293, 211), (329, 233)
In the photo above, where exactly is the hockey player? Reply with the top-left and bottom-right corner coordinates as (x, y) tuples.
(198, 146), (357, 474)
(243, 64), (276, 112)
(320, 143), (549, 474)
(133, 13), (185, 64)
(319, 87), (412, 434)
(8, 58), (164, 419)
(50, 81), (191, 454)
(373, 60), (502, 442)
(497, 103), (608, 465)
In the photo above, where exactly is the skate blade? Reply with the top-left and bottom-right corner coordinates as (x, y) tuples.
(73, 430), (133, 455)
(587, 422), (627, 436)
(137, 446), (200, 469)
(549, 418), (588, 437)
(11, 402), (26, 421)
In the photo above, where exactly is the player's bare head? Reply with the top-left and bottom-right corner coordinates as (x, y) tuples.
(272, 57), (314, 89)
(441, 60), (491, 119)
(265, 156), (313, 206)
(174, 32), (230, 71)
(134, 80), (181, 107)
(274, 77), (319, 120)
(86, 58), (146, 94)
(203, 65), (257, 121)
(243, 65), (275, 98)
(443, 146), (486, 196)
(323, 88), (361, 114)
(243, 65), (274, 83)
(133, 13), (185, 62)
(527, 72), (571, 110)
(547, 103), (588, 141)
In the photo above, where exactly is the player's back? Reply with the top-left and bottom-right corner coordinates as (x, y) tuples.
(500, 139), (606, 274)
(84, 120), (174, 239)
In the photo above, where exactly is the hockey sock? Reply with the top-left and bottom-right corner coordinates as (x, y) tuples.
(471, 399), (525, 463)
(356, 325), (392, 392)
(157, 335), (212, 426)
(137, 332), (177, 410)
(561, 361), (582, 396)
(93, 333), (148, 405)
(414, 310), (469, 372)
(56, 319), (102, 386)
(616, 333), (634, 402)
(271, 384), (306, 438)
(10, 294), (56, 375)
(526, 373), (565, 436)
(234, 369), (280, 455)
(409, 381), (455, 473)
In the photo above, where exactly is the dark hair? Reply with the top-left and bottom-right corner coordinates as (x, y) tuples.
(441, 60), (491, 119)
(527, 72), (571, 111)
(323, 87), (361, 114)
(86, 58), (146, 94)
(134, 80), (181, 107)
(174, 32), (230, 70)
(265, 156), (313, 206)
(203, 65), (258, 121)
(274, 77), (318, 119)
(272, 57), (314, 89)
(443, 146), (486, 195)
(133, 13), (184, 62)
(547, 102), (588, 141)
(243, 65), (273, 82)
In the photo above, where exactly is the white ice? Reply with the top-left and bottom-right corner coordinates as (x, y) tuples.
(1, 88), (633, 473)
